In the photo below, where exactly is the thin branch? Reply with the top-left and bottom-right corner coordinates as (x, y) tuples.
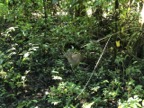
(96, 27), (140, 42)
(75, 36), (111, 99)
(43, 0), (47, 25)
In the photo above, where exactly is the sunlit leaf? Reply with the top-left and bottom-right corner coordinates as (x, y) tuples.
(116, 40), (120, 48)
(82, 102), (94, 108)
(118, 105), (122, 108)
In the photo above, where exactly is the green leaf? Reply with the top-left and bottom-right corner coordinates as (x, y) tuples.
(6, 0), (9, 5)
(0, 3), (8, 16)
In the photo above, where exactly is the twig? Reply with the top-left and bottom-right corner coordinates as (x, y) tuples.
(75, 36), (111, 99)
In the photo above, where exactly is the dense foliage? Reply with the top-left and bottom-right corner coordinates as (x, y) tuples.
(0, 0), (144, 108)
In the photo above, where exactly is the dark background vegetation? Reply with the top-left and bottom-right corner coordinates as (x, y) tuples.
(0, 0), (144, 108)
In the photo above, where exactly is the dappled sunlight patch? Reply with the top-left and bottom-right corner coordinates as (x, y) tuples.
(118, 95), (143, 108)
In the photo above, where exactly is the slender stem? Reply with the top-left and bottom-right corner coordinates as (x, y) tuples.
(43, 0), (47, 39)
